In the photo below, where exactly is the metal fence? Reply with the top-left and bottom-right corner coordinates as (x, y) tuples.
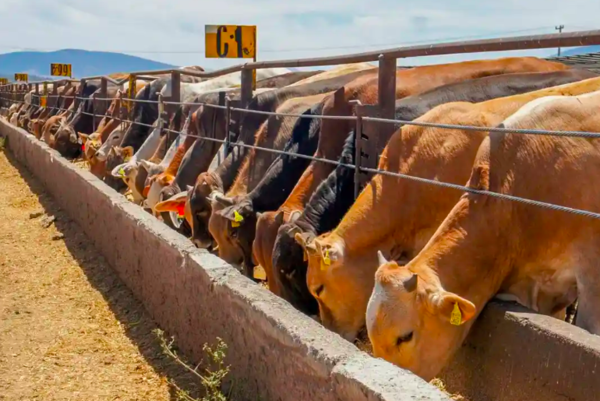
(3, 29), (600, 222)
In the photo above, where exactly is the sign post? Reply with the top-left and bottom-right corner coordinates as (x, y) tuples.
(126, 74), (136, 116)
(205, 25), (257, 89)
(40, 82), (48, 107)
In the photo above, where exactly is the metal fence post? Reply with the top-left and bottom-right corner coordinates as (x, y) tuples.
(99, 77), (108, 118)
(378, 54), (397, 137)
(157, 93), (165, 137)
(75, 79), (86, 111)
(170, 70), (181, 131)
(353, 104), (364, 199)
(50, 81), (58, 109)
(225, 96), (232, 156)
(240, 66), (253, 110)
(92, 93), (97, 132)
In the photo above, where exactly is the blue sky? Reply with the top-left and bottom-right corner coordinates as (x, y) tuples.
(0, 0), (599, 69)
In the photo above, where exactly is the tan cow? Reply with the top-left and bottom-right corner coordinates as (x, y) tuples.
(297, 77), (600, 342)
(366, 89), (600, 381)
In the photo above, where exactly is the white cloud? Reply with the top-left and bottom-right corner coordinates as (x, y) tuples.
(1, 0), (599, 71)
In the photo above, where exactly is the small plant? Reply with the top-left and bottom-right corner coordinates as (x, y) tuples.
(154, 329), (231, 401)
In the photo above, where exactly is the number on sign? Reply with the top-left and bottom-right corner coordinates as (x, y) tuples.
(51, 63), (72, 77)
(205, 25), (255, 59)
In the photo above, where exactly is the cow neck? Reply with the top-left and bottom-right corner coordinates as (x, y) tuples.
(164, 114), (198, 176)
(159, 115), (191, 169)
(408, 195), (512, 315)
(131, 120), (163, 163)
(173, 108), (224, 189)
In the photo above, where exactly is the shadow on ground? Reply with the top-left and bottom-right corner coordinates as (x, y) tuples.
(3, 148), (206, 401)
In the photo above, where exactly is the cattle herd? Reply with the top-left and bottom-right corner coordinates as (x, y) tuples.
(3, 56), (600, 381)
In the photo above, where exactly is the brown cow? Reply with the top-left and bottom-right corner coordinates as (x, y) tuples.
(298, 76), (600, 342)
(367, 89), (600, 381)
(254, 57), (569, 298)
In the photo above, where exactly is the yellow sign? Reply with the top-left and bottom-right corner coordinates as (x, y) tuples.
(14, 73), (28, 82)
(205, 25), (256, 59)
(127, 75), (136, 112)
(0, 78), (8, 85)
(50, 63), (72, 77)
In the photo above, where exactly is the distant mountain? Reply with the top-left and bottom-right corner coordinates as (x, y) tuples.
(553, 45), (600, 57)
(0, 49), (178, 80)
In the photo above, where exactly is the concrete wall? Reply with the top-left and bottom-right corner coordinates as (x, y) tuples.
(1, 120), (450, 401)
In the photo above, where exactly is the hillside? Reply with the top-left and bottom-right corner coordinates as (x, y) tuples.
(0, 49), (178, 79)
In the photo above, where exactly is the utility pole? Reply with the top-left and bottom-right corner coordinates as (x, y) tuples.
(555, 25), (565, 56)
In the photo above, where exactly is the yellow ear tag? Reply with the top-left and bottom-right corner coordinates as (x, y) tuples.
(321, 249), (331, 271)
(118, 167), (126, 177)
(450, 303), (462, 326)
(253, 265), (267, 280)
(231, 210), (244, 228)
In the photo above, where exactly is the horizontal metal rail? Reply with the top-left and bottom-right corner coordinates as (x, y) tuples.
(3, 91), (600, 222)
(0, 29), (599, 87)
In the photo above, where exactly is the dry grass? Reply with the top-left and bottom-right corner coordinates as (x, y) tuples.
(0, 149), (203, 400)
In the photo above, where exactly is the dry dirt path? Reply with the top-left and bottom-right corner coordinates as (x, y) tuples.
(0, 148), (201, 400)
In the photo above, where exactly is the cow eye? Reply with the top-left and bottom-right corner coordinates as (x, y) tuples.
(314, 285), (324, 297)
(396, 332), (413, 346)
(230, 229), (238, 239)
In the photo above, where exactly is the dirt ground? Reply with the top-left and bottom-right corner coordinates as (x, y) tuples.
(0, 149), (202, 399)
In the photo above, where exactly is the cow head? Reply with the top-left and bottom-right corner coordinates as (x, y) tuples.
(295, 231), (372, 341)
(187, 172), (222, 249)
(271, 214), (319, 315)
(102, 146), (128, 192)
(144, 172), (175, 212)
(53, 119), (82, 158)
(95, 130), (126, 163)
(208, 193), (246, 267)
(366, 253), (476, 381)
(214, 198), (257, 276)
(79, 133), (104, 162)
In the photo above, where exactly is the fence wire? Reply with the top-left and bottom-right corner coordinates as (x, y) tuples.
(2, 93), (600, 221)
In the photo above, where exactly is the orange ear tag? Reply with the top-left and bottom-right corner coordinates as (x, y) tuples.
(321, 249), (331, 271)
(450, 303), (462, 326)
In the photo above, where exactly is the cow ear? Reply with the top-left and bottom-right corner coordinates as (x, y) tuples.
(216, 206), (237, 222)
(122, 146), (134, 159)
(289, 210), (302, 223)
(274, 211), (285, 225)
(155, 198), (186, 213)
(432, 291), (477, 326)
